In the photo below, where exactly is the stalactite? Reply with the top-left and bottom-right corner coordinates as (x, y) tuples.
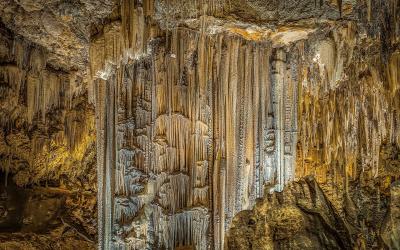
(153, 206), (210, 250)
(0, 65), (23, 108)
(297, 24), (400, 195)
(158, 173), (190, 213)
(93, 6), (303, 249)
(0, 35), (86, 142)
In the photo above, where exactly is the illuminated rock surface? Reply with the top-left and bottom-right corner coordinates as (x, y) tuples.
(0, 0), (399, 249)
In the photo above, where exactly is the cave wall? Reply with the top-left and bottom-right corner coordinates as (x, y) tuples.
(225, 0), (400, 249)
(0, 0), (398, 249)
(90, 1), (303, 249)
(0, 22), (97, 249)
(92, 19), (298, 250)
(90, 0), (400, 249)
(90, 1), (343, 250)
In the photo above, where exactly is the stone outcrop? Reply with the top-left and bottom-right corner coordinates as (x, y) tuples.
(0, 0), (116, 70)
(226, 176), (400, 249)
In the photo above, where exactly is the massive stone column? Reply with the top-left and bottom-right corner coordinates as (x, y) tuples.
(91, 1), (308, 249)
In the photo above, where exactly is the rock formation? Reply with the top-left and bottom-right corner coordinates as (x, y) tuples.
(0, 0), (398, 249)
(0, 8), (98, 250)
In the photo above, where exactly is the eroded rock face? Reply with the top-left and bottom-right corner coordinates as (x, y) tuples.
(224, 0), (357, 23)
(0, 0), (117, 70)
(226, 176), (399, 249)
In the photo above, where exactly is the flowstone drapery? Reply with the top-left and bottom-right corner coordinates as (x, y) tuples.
(0, 0), (399, 249)
(91, 2), (299, 248)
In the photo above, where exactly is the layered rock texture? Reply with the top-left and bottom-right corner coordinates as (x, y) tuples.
(0, 0), (399, 250)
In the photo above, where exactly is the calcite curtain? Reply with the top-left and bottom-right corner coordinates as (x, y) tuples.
(90, 0), (400, 249)
(91, 1), (297, 249)
(0, 0), (398, 249)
